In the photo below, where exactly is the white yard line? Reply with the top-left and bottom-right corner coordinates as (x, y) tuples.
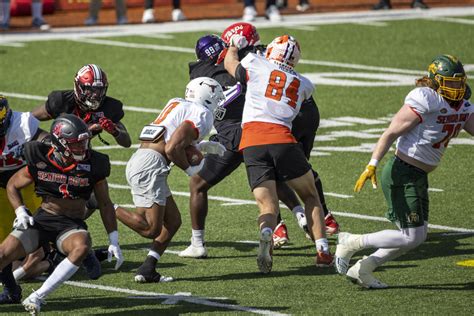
(108, 183), (474, 233)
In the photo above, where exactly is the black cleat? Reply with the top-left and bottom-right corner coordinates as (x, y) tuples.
(83, 251), (102, 280)
(0, 285), (22, 304)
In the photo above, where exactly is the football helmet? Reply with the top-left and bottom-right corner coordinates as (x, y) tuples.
(428, 54), (467, 102)
(0, 95), (12, 137)
(221, 22), (260, 46)
(265, 35), (301, 68)
(50, 114), (91, 162)
(74, 64), (108, 111)
(185, 77), (225, 114)
(195, 35), (226, 62)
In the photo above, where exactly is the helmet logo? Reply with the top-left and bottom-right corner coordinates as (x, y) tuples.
(52, 122), (64, 138)
(200, 81), (218, 93)
(0, 107), (7, 120)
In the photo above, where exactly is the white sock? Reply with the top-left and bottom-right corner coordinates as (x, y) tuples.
(13, 266), (26, 281)
(31, 1), (43, 20)
(315, 238), (329, 253)
(362, 225), (426, 249)
(191, 229), (205, 247)
(147, 250), (160, 261)
(261, 227), (273, 236)
(291, 205), (305, 216)
(35, 258), (79, 299)
(1, 1), (11, 25)
(369, 247), (409, 266)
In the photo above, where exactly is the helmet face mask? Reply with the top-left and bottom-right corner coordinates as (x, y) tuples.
(0, 95), (12, 138)
(74, 64), (108, 111)
(428, 54), (467, 102)
(265, 35), (301, 69)
(185, 77), (225, 115)
(51, 114), (91, 162)
(195, 35), (226, 62)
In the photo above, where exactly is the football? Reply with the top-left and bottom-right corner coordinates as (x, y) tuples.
(185, 145), (204, 166)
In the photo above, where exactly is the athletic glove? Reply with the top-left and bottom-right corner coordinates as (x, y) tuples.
(196, 141), (226, 157)
(107, 231), (124, 270)
(99, 117), (119, 137)
(13, 206), (34, 229)
(354, 164), (378, 192)
(184, 159), (205, 177)
(229, 34), (248, 49)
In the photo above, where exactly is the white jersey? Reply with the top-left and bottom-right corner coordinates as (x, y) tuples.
(240, 53), (314, 128)
(396, 87), (473, 166)
(0, 111), (40, 171)
(151, 98), (213, 144)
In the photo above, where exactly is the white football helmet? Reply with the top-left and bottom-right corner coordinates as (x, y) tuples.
(185, 77), (225, 113)
(265, 35), (301, 68)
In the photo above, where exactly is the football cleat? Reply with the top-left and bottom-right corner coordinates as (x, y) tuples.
(265, 5), (282, 22)
(315, 251), (334, 267)
(171, 9), (186, 22)
(273, 221), (289, 249)
(82, 251), (102, 280)
(242, 6), (257, 22)
(346, 256), (388, 289)
(22, 291), (45, 315)
(296, 3), (310, 12)
(178, 244), (208, 259)
(0, 285), (22, 304)
(325, 212), (340, 236)
(257, 229), (273, 274)
(335, 232), (363, 275)
(142, 8), (155, 23)
(134, 267), (174, 283)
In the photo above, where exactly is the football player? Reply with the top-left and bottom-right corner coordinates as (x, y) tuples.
(31, 64), (132, 148)
(0, 95), (47, 304)
(0, 114), (123, 314)
(224, 34), (333, 273)
(114, 77), (225, 283)
(335, 55), (474, 289)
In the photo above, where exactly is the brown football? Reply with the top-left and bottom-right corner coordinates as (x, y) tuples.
(185, 145), (204, 166)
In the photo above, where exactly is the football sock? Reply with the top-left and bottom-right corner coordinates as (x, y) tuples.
(362, 225), (426, 249)
(13, 266), (26, 281)
(0, 263), (18, 290)
(315, 238), (329, 253)
(312, 170), (329, 216)
(291, 205), (305, 216)
(369, 248), (409, 266)
(31, 1), (43, 20)
(147, 250), (160, 261)
(35, 258), (79, 299)
(141, 256), (157, 272)
(144, 0), (154, 10)
(172, 0), (180, 9)
(191, 229), (205, 247)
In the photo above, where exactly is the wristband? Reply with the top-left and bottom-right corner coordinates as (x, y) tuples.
(15, 205), (28, 216)
(108, 231), (119, 245)
(369, 159), (379, 167)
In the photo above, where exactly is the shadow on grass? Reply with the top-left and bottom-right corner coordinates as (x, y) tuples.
(389, 281), (474, 291)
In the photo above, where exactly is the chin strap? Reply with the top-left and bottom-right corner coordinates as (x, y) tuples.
(98, 133), (110, 146)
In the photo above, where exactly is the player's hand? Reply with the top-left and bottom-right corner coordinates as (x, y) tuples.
(229, 34), (248, 49)
(99, 117), (119, 137)
(88, 123), (103, 134)
(13, 206), (34, 229)
(184, 159), (205, 177)
(196, 141), (226, 157)
(107, 231), (124, 270)
(354, 165), (377, 192)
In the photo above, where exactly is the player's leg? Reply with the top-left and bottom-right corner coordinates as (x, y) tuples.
(13, 248), (47, 281)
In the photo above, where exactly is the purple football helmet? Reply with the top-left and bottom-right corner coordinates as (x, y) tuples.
(195, 35), (226, 62)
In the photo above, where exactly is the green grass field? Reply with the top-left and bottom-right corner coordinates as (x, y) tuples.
(0, 8), (473, 315)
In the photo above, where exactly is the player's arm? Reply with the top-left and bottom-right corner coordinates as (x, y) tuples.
(224, 46), (241, 78)
(354, 104), (420, 192)
(31, 104), (52, 121)
(97, 118), (132, 148)
(113, 121), (132, 148)
(31, 128), (49, 142)
(94, 179), (123, 269)
(6, 167), (35, 228)
(165, 121), (198, 172)
(463, 113), (474, 136)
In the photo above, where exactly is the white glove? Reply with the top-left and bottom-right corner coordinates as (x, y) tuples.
(229, 34), (248, 49)
(196, 141), (226, 157)
(107, 231), (124, 270)
(13, 206), (34, 230)
(184, 159), (205, 177)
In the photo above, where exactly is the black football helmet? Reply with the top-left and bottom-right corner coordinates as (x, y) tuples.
(50, 114), (91, 161)
(74, 64), (108, 111)
(0, 95), (12, 137)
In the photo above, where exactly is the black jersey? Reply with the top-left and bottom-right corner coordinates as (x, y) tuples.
(291, 96), (320, 158)
(45, 90), (125, 125)
(23, 141), (111, 200)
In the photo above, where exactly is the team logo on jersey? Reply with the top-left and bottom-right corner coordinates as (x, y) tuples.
(440, 108), (447, 114)
(407, 212), (420, 224)
(7, 140), (19, 150)
(77, 163), (91, 172)
(36, 162), (47, 169)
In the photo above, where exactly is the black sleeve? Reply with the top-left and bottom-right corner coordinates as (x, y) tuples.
(91, 151), (111, 181)
(234, 64), (247, 85)
(23, 141), (48, 171)
(100, 97), (125, 123)
(45, 90), (76, 119)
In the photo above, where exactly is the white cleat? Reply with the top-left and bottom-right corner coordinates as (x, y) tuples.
(142, 8), (155, 23)
(171, 9), (186, 22)
(266, 5), (282, 22)
(257, 229), (273, 274)
(346, 256), (388, 289)
(178, 244), (208, 258)
(335, 232), (363, 275)
(22, 291), (45, 316)
(242, 6), (257, 22)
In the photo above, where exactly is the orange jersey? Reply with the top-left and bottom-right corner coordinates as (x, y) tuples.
(238, 53), (314, 149)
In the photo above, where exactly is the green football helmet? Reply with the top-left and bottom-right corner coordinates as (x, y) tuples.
(428, 54), (467, 102)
